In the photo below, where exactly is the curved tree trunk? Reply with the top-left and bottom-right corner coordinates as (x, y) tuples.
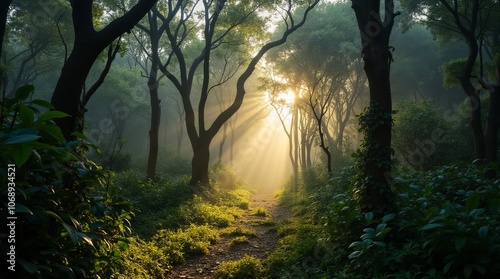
(51, 0), (157, 139)
(51, 44), (100, 138)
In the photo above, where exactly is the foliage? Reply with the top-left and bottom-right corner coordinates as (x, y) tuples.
(220, 226), (256, 237)
(230, 236), (250, 246)
(352, 102), (396, 213)
(179, 195), (242, 228)
(274, 162), (500, 278)
(393, 100), (470, 168)
(114, 164), (253, 278)
(119, 224), (219, 279)
(345, 164), (500, 278)
(89, 137), (132, 172)
(252, 206), (269, 217)
(0, 85), (134, 278)
(215, 255), (265, 279)
(440, 58), (481, 88)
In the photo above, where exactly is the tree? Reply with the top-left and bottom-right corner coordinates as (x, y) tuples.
(400, 0), (500, 173)
(158, 0), (320, 186)
(0, 0), (12, 65)
(351, 0), (400, 213)
(127, 2), (183, 179)
(51, 0), (158, 140)
(265, 2), (365, 173)
(1, 1), (72, 97)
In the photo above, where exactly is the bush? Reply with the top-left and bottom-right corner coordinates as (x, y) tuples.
(393, 100), (471, 169)
(346, 164), (500, 278)
(0, 85), (133, 278)
(215, 255), (265, 279)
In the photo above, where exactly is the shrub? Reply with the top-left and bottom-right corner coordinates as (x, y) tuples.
(252, 206), (269, 217)
(346, 164), (500, 278)
(215, 255), (265, 279)
(230, 236), (250, 246)
(0, 85), (133, 278)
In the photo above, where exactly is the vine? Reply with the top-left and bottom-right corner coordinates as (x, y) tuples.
(352, 102), (396, 214)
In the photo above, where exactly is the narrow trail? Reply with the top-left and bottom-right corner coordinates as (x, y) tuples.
(166, 191), (291, 279)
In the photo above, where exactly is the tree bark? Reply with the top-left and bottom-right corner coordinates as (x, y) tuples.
(0, 0), (11, 61)
(51, 0), (157, 140)
(352, 0), (398, 213)
(147, 64), (161, 179)
(191, 138), (211, 186)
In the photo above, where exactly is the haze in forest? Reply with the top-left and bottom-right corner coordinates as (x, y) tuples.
(1, 0), (469, 191)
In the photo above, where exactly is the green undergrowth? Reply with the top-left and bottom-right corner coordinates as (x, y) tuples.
(215, 255), (265, 279)
(262, 164), (500, 279)
(112, 165), (252, 278)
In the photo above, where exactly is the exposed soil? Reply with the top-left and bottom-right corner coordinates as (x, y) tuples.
(165, 191), (291, 279)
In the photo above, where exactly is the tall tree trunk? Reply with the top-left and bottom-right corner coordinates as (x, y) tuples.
(481, 29), (500, 177)
(191, 138), (211, 186)
(147, 64), (161, 179)
(352, 0), (399, 213)
(0, 0), (12, 91)
(145, 8), (163, 180)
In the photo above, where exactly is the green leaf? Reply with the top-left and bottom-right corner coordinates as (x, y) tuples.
(2, 130), (40, 145)
(466, 192), (480, 211)
(17, 258), (37, 274)
(15, 203), (33, 215)
(31, 99), (54, 109)
(443, 261), (454, 273)
(376, 223), (387, 234)
(62, 223), (78, 245)
(19, 104), (34, 125)
(77, 232), (95, 248)
(348, 241), (363, 248)
(365, 212), (374, 221)
(44, 210), (63, 222)
(36, 111), (69, 122)
(469, 208), (485, 217)
(444, 203), (458, 216)
(348, 250), (363, 259)
(420, 223), (444, 231)
(381, 213), (396, 223)
(455, 237), (466, 252)
(478, 226), (488, 240)
(38, 125), (65, 142)
(15, 84), (34, 101)
(11, 143), (33, 166)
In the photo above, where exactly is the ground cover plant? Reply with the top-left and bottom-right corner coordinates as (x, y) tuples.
(112, 163), (253, 278)
(265, 164), (500, 279)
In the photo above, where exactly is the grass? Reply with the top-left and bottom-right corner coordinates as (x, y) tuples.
(114, 165), (254, 278)
(252, 206), (269, 217)
(230, 236), (250, 246)
(215, 255), (265, 279)
(220, 226), (256, 237)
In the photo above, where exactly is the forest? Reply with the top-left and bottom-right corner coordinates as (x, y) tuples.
(1, 0), (499, 278)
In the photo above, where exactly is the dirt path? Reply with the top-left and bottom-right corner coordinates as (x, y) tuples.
(166, 192), (291, 279)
